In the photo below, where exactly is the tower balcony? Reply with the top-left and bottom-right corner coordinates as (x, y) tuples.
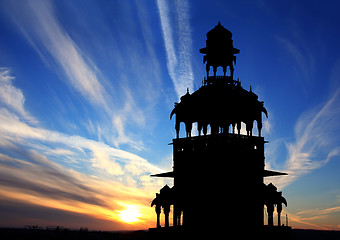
(203, 75), (239, 86)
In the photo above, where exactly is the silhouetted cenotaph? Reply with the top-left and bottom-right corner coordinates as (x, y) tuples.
(149, 22), (291, 240)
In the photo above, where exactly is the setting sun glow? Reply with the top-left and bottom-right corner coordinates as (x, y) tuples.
(119, 205), (141, 223)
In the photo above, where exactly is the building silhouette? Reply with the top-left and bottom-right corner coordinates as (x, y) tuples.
(149, 22), (291, 240)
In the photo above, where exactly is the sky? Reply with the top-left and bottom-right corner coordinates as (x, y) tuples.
(0, 0), (340, 231)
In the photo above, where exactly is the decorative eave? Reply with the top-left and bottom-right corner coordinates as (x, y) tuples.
(264, 169), (288, 177)
(150, 171), (174, 178)
(151, 169), (287, 178)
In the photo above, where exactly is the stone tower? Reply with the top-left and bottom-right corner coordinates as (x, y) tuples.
(150, 22), (290, 240)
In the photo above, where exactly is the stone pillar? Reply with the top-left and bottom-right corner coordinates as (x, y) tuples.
(277, 203), (282, 227)
(173, 205), (177, 227)
(164, 204), (170, 228)
(156, 205), (161, 228)
(267, 204), (274, 226)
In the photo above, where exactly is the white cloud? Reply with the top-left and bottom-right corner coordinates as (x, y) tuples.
(277, 37), (315, 95)
(0, 150), (157, 227)
(267, 88), (340, 189)
(0, 69), (164, 179)
(157, 0), (194, 98)
(0, 105), (163, 176)
(0, 1), (175, 227)
(90, 144), (124, 176)
(0, 68), (36, 123)
(0, 69), (167, 225)
(11, 0), (110, 112)
(7, 0), (156, 150)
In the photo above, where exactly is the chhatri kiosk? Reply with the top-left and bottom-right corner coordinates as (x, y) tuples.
(149, 22), (291, 240)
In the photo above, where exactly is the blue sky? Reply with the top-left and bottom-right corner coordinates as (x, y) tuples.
(0, 0), (340, 230)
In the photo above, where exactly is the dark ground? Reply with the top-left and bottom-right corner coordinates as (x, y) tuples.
(0, 228), (148, 240)
(291, 229), (340, 240)
(1, 228), (340, 240)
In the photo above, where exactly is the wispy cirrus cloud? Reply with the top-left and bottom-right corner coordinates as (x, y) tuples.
(287, 211), (331, 230)
(0, 68), (37, 124)
(9, 0), (111, 111)
(1, 0), (204, 228)
(267, 88), (340, 189)
(277, 37), (315, 96)
(0, 150), (155, 230)
(6, 0), (157, 149)
(0, 68), (166, 229)
(287, 203), (340, 230)
(157, 0), (194, 98)
(0, 106), (163, 177)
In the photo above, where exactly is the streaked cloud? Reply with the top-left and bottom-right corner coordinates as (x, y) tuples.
(0, 150), (155, 229)
(0, 68), (166, 229)
(277, 37), (315, 96)
(0, 68), (37, 124)
(287, 211), (331, 230)
(10, 0), (110, 111)
(267, 88), (340, 189)
(0, 106), (163, 176)
(7, 0), (158, 150)
(288, 204), (340, 230)
(316, 206), (340, 215)
(157, 0), (194, 98)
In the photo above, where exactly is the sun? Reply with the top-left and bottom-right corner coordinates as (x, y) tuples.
(119, 205), (141, 223)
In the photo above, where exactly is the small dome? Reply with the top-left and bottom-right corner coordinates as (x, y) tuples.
(207, 22), (232, 38)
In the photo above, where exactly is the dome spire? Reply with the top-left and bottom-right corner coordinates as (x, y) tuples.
(200, 22), (239, 79)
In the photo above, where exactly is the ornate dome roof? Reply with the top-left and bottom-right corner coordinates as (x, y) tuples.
(207, 21), (232, 38)
(170, 78), (267, 137)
